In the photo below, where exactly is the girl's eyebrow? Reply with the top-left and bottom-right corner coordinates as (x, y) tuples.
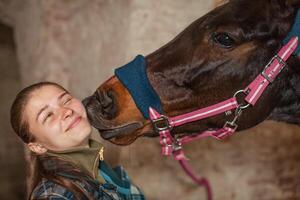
(58, 91), (68, 101)
(36, 105), (48, 122)
(35, 91), (68, 122)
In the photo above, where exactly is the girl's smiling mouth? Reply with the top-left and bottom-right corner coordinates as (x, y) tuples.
(66, 116), (82, 132)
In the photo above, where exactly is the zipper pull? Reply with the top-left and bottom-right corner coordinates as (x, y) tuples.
(99, 147), (104, 161)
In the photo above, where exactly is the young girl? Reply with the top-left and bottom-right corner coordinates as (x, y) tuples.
(10, 82), (145, 200)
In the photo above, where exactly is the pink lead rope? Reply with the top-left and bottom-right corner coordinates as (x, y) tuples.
(149, 37), (298, 200)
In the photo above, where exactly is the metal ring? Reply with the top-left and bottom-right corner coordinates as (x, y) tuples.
(233, 90), (250, 110)
(238, 102), (250, 109)
(233, 90), (245, 98)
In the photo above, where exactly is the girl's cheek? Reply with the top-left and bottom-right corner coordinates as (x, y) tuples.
(72, 101), (86, 114)
(53, 121), (63, 133)
(48, 117), (60, 130)
(46, 121), (55, 130)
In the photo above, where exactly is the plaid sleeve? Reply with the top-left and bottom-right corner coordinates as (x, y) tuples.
(100, 162), (145, 200)
(30, 178), (75, 200)
(113, 166), (145, 200)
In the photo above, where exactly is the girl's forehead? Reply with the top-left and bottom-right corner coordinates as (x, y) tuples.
(31, 85), (65, 101)
(36, 85), (64, 94)
(25, 86), (66, 116)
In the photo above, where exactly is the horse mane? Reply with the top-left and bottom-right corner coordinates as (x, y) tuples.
(230, 0), (296, 40)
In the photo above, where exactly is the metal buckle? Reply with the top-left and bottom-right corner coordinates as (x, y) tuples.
(151, 115), (172, 132)
(261, 55), (286, 83)
(223, 105), (243, 131)
(223, 121), (238, 131)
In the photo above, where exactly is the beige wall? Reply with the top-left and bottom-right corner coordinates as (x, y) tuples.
(1, 1), (300, 200)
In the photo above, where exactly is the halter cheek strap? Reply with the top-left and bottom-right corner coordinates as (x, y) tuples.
(149, 36), (298, 145)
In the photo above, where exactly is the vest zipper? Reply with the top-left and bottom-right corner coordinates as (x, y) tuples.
(92, 147), (104, 179)
(99, 147), (104, 161)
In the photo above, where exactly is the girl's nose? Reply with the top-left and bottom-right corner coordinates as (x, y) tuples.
(61, 107), (73, 120)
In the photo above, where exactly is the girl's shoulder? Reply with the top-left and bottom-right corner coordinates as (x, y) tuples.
(30, 178), (75, 200)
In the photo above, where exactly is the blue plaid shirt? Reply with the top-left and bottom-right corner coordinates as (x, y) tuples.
(31, 161), (145, 200)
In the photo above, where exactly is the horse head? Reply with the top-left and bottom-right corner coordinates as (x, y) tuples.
(83, 0), (300, 145)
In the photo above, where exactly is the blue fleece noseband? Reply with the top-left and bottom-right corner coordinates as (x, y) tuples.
(283, 9), (300, 55)
(115, 55), (162, 119)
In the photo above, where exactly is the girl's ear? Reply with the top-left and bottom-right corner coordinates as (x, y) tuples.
(28, 142), (47, 154)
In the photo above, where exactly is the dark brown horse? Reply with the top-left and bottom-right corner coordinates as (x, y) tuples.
(84, 0), (300, 147)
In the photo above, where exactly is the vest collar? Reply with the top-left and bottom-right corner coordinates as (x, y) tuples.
(45, 139), (105, 183)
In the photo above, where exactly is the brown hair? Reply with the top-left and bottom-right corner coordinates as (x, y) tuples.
(10, 82), (94, 200)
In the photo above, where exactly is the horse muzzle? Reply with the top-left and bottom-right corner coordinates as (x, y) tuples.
(82, 76), (152, 145)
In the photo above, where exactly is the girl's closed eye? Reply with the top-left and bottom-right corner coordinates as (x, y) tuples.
(43, 112), (53, 123)
(63, 96), (72, 105)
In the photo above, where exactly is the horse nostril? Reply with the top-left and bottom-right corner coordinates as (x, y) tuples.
(96, 90), (113, 108)
(95, 89), (118, 119)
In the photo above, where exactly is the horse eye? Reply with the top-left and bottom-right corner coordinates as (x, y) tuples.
(213, 32), (235, 48)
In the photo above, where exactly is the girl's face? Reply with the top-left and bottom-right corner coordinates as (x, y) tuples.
(24, 85), (92, 153)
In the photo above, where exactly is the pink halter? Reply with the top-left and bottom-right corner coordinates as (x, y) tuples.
(149, 37), (298, 200)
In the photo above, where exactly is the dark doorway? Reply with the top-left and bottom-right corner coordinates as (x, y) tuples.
(0, 23), (26, 199)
